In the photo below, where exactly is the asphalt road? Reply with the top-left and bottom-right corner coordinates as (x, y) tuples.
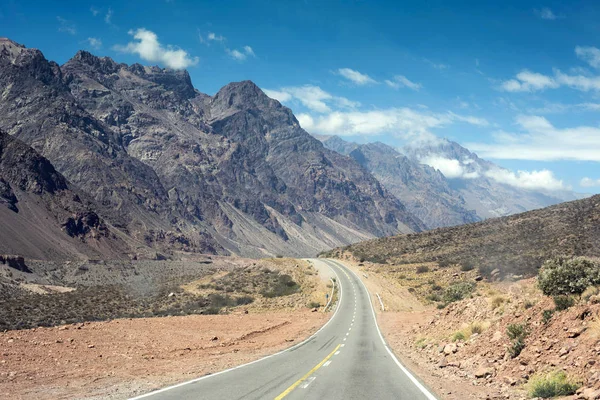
(130, 259), (437, 400)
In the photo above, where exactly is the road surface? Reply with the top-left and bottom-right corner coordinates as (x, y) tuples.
(130, 259), (437, 400)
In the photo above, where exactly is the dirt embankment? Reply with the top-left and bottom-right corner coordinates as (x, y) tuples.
(340, 258), (600, 400)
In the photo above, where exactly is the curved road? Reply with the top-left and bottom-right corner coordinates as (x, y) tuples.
(130, 259), (437, 400)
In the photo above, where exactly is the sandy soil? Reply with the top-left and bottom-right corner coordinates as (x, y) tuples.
(0, 310), (328, 400)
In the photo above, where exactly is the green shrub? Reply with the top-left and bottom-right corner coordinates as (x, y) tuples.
(308, 301), (321, 308)
(442, 282), (476, 304)
(509, 336), (526, 358)
(470, 322), (484, 335)
(507, 323), (528, 340)
(507, 323), (529, 358)
(524, 300), (535, 309)
(426, 293), (441, 302)
(538, 257), (600, 296)
(527, 370), (581, 398)
(451, 331), (466, 341)
(416, 266), (429, 274)
(261, 274), (300, 298)
(553, 295), (575, 311)
(235, 295), (255, 305)
(542, 309), (554, 324)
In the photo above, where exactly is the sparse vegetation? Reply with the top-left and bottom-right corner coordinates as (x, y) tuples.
(582, 286), (599, 301)
(507, 323), (529, 358)
(491, 295), (507, 309)
(538, 257), (600, 297)
(542, 309), (555, 324)
(451, 331), (466, 341)
(524, 299), (535, 309)
(442, 282), (475, 304)
(527, 370), (581, 398)
(553, 295), (575, 311)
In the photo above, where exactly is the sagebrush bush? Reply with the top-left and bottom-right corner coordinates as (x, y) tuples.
(507, 323), (529, 358)
(542, 309), (554, 324)
(491, 295), (506, 309)
(553, 295), (575, 311)
(527, 370), (580, 398)
(538, 257), (600, 296)
(442, 282), (475, 304)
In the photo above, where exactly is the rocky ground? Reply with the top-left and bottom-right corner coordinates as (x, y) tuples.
(340, 258), (600, 400)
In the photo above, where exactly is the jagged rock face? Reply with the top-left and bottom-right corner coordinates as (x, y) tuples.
(0, 38), (424, 258)
(346, 142), (480, 229)
(0, 129), (133, 259)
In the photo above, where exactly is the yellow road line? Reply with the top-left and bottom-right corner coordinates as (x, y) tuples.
(274, 343), (341, 399)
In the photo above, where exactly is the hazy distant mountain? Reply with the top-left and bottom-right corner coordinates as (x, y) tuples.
(319, 135), (583, 226)
(0, 38), (424, 259)
(403, 139), (583, 219)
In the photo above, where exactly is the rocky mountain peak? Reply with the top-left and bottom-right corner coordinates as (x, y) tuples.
(68, 50), (121, 75)
(211, 80), (277, 112)
(0, 38), (26, 62)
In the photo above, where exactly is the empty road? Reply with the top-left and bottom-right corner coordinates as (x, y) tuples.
(130, 259), (437, 400)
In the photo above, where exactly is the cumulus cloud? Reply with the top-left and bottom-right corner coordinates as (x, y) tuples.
(581, 177), (600, 187)
(576, 46), (600, 69)
(337, 68), (378, 85)
(296, 108), (487, 142)
(90, 7), (99, 16)
(226, 46), (255, 61)
(114, 28), (199, 70)
(87, 37), (102, 49)
(262, 85), (359, 113)
(420, 156), (480, 179)
(484, 168), (566, 191)
(57, 16), (76, 35)
(468, 115), (600, 162)
(534, 7), (558, 20)
(200, 31), (226, 44)
(385, 75), (422, 91)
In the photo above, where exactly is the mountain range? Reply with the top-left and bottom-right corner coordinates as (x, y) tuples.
(0, 38), (422, 259)
(318, 135), (584, 229)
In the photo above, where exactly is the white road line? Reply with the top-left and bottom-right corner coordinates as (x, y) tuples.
(341, 344), (345, 347)
(343, 338), (346, 341)
(301, 376), (317, 389)
(323, 361), (332, 367)
(329, 260), (438, 400)
(334, 351), (340, 355)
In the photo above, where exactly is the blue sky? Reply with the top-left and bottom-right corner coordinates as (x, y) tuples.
(2, 0), (600, 193)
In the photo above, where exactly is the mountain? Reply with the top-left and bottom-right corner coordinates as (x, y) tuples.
(0, 38), (424, 258)
(324, 194), (600, 278)
(403, 139), (585, 218)
(0, 129), (134, 260)
(346, 141), (479, 229)
(319, 135), (583, 226)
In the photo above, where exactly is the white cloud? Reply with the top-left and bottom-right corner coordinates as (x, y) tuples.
(500, 67), (600, 92)
(500, 70), (559, 92)
(581, 177), (600, 187)
(575, 46), (600, 69)
(263, 89), (293, 103)
(57, 16), (76, 35)
(484, 168), (566, 191)
(424, 59), (449, 70)
(468, 115), (600, 162)
(420, 156), (479, 179)
(385, 75), (422, 91)
(87, 37), (102, 49)
(446, 111), (489, 127)
(104, 8), (113, 24)
(297, 107), (487, 141)
(208, 32), (225, 42)
(90, 7), (99, 16)
(114, 28), (199, 70)
(535, 7), (558, 20)
(226, 46), (255, 61)
(262, 85), (359, 113)
(337, 68), (378, 85)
